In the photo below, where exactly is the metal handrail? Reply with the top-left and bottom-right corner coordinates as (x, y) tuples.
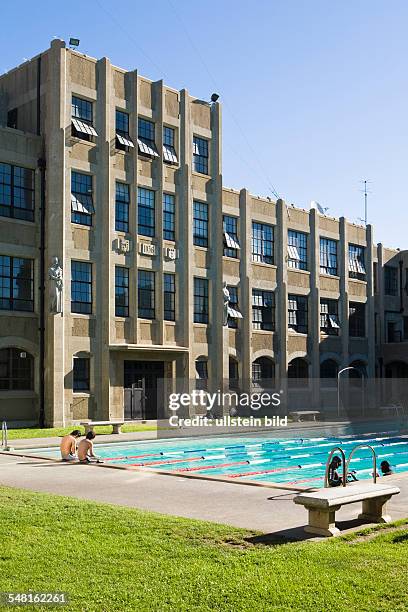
(1, 421), (8, 448)
(346, 443), (377, 484)
(324, 446), (347, 488)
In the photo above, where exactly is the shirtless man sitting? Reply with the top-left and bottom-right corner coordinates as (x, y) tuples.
(60, 430), (81, 461)
(77, 431), (101, 463)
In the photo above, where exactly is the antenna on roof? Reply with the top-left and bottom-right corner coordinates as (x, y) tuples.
(358, 179), (371, 226)
(310, 200), (329, 215)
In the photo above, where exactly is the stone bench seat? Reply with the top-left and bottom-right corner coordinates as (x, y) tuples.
(294, 483), (400, 537)
(289, 410), (320, 422)
(80, 421), (124, 435)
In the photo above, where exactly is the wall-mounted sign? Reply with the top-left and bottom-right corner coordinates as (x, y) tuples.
(114, 238), (132, 254)
(164, 246), (178, 260)
(139, 242), (156, 256)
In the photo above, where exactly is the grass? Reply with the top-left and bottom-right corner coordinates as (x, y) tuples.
(7, 424), (157, 440)
(0, 486), (407, 612)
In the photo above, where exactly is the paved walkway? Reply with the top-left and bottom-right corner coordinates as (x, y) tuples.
(1, 453), (407, 538)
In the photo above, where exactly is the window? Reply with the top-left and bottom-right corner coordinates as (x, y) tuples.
(71, 171), (94, 226)
(223, 216), (240, 258)
(116, 110), (134, 149)
(252, 222), (274, 264)
(0, 163), (35, 222)
(0, 348), (33, 390)
(404, 316), (408, 341)
(115, 267), (129, 317)
(384, 265), (398, 296)
(288, 358), (308, 383)
(229, 357), (239, 389)
(138, 270), (155, 319)
(288, 295), (308, 333)
(115, 182), (130, 233)
(349, 302), (365, 337)
(193, 136), (209, 174)
(71, 96), (97, 139)
(195, 357), (208, 390)
(320, 299), (340, 335)
(0, 256), (33, 312)
(252, 357), (274, 385)
(374, 262), (378, 294)
(137, 118), (159, 157)
(320, 238), (338, 276)
(227, 285), (242, 328)
(252, 289), (275, 331)
(163, 193), (175, 241)
(73, 357), (90, 392)
(71, 261), (92, 314)
(7, 108), (18, 129)
(138, 187), (155, 237)
(320, 359), (339, 379)
(163, 126), (178, 164)
(288, 230), (307, 270)
(193, 200), (208, 247)
(164, 273), (176, 321)
(194, 277), (208, 323)
(349, 244), (366, 280)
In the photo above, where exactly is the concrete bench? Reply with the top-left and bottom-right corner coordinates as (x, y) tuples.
(294, 483), (400, 537)
(80, 421), (124, 435)
(289, 410), (320, 422)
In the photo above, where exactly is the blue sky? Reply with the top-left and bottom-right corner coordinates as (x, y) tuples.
(2, 1), (407, 248)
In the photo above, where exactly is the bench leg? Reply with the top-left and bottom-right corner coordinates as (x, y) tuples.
(304, 506), (341, 537)
(358, 495), (393, 524)
(112, 424), (122, 434)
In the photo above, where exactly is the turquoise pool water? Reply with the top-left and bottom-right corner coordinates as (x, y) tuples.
(26, 429), (408, 488)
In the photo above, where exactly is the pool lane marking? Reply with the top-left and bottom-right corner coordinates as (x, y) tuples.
(128, 455), (207, 467)
(176, 460), (251, 472)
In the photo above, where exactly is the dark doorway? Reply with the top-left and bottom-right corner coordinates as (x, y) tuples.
(124, 361), (164, 420)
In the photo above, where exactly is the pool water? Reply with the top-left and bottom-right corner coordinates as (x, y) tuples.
(26, 429), (408, 488)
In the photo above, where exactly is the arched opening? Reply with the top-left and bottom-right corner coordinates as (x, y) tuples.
(195, 356), (208, 390)
(320, 359), (339, 379)
(288, 357), (309, 385)
(0, 347), (34, 390)
(348, 360), (367, 378)
(252, 357), (275, 387)
(229, 357), (239, 389)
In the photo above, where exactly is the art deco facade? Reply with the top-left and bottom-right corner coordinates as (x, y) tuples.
(0, 40), (407, 426)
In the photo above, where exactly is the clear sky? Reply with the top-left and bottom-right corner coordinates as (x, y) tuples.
(2, 0), (407, 248)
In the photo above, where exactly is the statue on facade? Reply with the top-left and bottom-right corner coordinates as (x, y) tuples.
(222, 281), (230, 326)
(49, 257), (63, 314)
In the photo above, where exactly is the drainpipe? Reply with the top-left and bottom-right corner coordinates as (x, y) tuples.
(38, 156), (46, 428)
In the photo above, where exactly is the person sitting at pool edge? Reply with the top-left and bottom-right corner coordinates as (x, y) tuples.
(60, 430), (81, 461)
(77, 431), (102, 464)
(328, 455), (358, 487)
(380, 460), (393, 476)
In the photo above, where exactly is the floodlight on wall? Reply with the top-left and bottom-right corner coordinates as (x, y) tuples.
(69, 38), (80, 49)
(210, 93), (220, 103)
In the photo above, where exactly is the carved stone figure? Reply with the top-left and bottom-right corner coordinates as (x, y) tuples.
(49, 257), (63, 314)
(223, 281), (230, 326)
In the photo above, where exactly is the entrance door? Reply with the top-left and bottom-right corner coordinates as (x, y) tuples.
(124, 361), (164, 420)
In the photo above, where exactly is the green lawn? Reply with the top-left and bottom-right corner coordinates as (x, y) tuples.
(7, 424), (157, 440)
(0, 487), (407, 611)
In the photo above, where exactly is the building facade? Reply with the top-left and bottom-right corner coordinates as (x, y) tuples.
(0, 39), (407, 426)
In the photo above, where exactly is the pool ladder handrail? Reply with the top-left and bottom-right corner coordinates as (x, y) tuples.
(1, 421), (8, 448)
(324, 443), (377, 487)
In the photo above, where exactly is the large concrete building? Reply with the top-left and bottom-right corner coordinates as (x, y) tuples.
(0, 39), (407, 426)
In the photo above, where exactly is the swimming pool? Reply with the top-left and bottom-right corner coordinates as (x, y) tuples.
(25, 429), (408, 488)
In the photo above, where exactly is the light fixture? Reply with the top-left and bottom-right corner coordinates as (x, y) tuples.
(69, 38), (80, 48)
(210, 93), (220, 103)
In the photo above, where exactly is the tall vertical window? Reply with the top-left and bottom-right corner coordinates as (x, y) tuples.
(320, 238), (338, 276)
(71, 96), (97, 139)
(71, 171), (94, 226)
(384, 266), (398, 295)
(163, 193), (175, 241)
(404, 316), (408, 341)
(223, 216), (240, 258)
(115, 182), (130, 233)
(288, 230), (307, 270)
(252, 289), (275, 331)
(73, 357), (90, 392)
(71, 261), (92, 314)
(116, 110), (134, 150)
(193, 136), (209, 174)
(227, 285), (242, 328)
(137, 187), (155, 237)
(115, 267), (129, 317)
(252, 222), (274, 264)
(163, 126), (178, 164)
(194, 277), (209, 323)
(0, 163), (35, 222)
(138, 270), (155, 319)
(288, 295), (308, 333)
(320, 299), (340, 335)
(0, 256), (33, 312)
(137, 118), (159, 157)
(193, 200), (208, 247)
(349, 302), (365, 337)
(164, 273), (176, 321)
(349, 244), (366, 280)
(0, 348), (33, 390)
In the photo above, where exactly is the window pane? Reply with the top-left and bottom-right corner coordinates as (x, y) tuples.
(71, 261), (92, 314)
(115, 266), (129, 317)
(138, 188), (155, 237)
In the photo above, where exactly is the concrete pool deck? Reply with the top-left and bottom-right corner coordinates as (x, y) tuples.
(1, 452), (407, 538)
